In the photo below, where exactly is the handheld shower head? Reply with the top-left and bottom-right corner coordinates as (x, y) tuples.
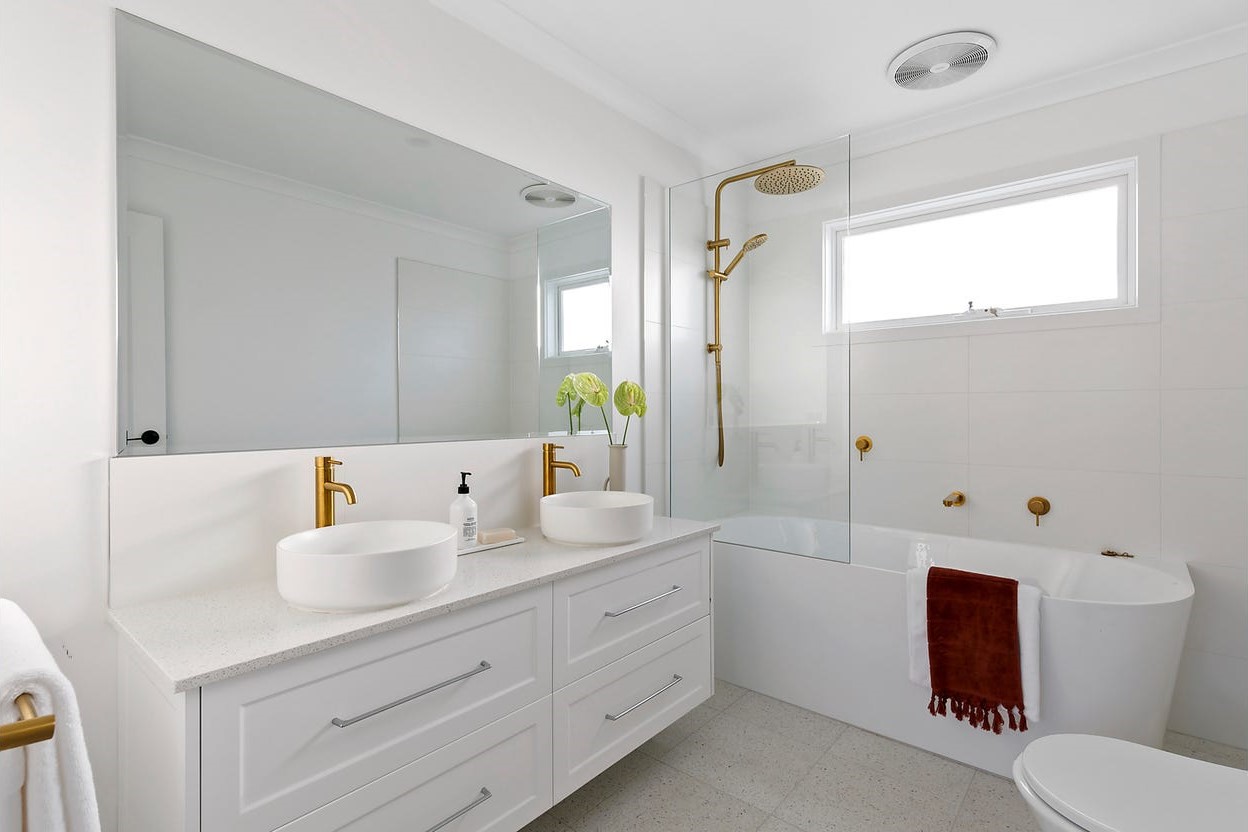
(755, 164), (824, 195)
(722, 233), (768, 276)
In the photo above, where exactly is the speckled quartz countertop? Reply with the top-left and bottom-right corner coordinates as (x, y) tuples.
(108, 517), (718, 693)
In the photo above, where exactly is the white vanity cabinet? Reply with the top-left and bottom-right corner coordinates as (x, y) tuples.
(114, 526), (715, 832)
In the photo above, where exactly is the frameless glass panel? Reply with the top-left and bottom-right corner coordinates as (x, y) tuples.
(667, 138), (852, 563)
(114, 13), (609, 455)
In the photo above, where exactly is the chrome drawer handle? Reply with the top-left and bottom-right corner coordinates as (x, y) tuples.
(330, 660), (491, 728)
(604, 585), (682, 618)
(426, 787), (491, 832)
(605, 674), (683, 721)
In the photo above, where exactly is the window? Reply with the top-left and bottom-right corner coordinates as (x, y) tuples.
(544, 269), (611, 357)
(825, 159), (1136, 331)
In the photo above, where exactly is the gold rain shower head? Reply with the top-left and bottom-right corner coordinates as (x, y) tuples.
(754, 164), (825, 195)
(722, 233), (768, 277)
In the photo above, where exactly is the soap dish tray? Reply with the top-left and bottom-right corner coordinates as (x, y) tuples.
(458, 536), (525, 557)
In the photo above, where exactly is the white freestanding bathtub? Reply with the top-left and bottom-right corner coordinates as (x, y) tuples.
(712, 515), (1194, 776)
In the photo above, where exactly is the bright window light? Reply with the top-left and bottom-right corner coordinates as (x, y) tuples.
(559, 280), (611, 353)
(827, 160), (1136, 330)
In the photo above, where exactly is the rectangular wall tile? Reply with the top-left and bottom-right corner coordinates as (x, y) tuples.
(967, 465), (1161, 556)
(969, 390), (1160, 473)
(849, 394), (968, 464)
(1161, 389), (1248, 478)
(1169, 649), (1248, 748)
(1160, 299), (1248, 389)
(1161, 208), (1248, 303)
(1185, 563), (1248, 659)
(850, 337), (968, 395)
(1162, 116), (1248, 218)
(1160, 475), (1248, 568)
(850, 460), (970, 536)
(969, 324), (1159, 392)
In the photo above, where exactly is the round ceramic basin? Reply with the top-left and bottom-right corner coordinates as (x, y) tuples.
(276, 520), (457, 613)
(540, 491), (655, 545)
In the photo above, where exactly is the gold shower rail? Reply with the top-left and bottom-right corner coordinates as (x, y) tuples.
(706, 160), (800, 468)
(0, 693), (56, 751)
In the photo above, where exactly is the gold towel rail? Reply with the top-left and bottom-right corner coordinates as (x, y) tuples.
(0, 693), (56, 751)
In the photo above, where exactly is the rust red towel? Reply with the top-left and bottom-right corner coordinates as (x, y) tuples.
(926, 566), (1028, 734)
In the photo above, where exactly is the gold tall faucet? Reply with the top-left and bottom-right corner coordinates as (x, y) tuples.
(315, 456), (357, 528)
(542, 443), (581, 497)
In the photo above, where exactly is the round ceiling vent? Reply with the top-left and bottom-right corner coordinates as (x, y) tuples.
(888, 31), (996, 91)
(521, 184), (577, 208)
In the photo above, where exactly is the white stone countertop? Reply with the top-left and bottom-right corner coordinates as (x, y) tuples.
(108, 517), (718, 693)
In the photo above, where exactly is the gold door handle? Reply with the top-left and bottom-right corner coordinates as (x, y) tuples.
(854, 435), (873, 461)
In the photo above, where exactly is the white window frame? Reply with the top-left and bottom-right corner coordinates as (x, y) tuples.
(823, 158), (1138, 333)
(543, 268), (612, 359)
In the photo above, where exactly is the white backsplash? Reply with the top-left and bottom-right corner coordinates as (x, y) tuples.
(109, 434), (610, 609)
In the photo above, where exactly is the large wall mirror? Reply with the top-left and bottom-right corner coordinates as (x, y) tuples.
(115, 13), (611, 455)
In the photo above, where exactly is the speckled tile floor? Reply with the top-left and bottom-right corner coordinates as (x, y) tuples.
(523, 680), (1248, 832)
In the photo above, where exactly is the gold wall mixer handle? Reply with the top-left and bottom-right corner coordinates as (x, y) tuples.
(854, 435), (873, 461)
(1027, 496), (1051, 526)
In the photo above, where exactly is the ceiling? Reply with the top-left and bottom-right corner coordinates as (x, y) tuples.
(117, 14), (604, 239)
(432, 0), (1248, 165)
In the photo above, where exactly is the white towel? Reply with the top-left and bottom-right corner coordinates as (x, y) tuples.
(0, 600), (101, 832)
(906, 566), (1042, 721)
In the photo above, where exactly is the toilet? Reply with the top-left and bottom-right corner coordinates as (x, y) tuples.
(1013, 734), (1248, 832)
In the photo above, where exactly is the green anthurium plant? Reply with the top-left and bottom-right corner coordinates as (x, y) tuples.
(613, 380), (647, 445)
(572, 372), (614, 443)
(555, 374), (581, 435)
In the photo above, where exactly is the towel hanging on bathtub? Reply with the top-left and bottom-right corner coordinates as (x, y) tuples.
(906, 566), (1041, 733)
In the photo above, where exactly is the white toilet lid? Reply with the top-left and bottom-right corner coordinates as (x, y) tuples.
(1019, 734), (1248, 832)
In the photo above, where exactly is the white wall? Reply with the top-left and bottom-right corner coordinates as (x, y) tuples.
(0, 2), (703, 828)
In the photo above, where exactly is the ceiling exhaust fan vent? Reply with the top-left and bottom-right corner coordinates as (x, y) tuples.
(889, 32), (996, 91)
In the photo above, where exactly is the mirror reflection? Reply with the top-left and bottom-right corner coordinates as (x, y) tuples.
(115, 13), (610, 455)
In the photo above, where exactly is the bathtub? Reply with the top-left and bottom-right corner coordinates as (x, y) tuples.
(712, 515), (1194, 777)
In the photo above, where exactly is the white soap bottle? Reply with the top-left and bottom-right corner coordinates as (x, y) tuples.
(450, 472), (478, 551)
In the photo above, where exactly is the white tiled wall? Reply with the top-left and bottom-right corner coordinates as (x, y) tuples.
(842, 115), (1248, 747)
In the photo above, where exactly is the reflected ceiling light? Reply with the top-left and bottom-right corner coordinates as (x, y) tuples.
(521, 183), (577, 208)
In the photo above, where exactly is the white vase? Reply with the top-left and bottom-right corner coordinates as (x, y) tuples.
(608, 443), (627, 492)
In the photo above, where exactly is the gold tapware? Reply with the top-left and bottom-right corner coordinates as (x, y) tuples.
(854, 435), (873, 461)
(942, 491), (966, 507)
(706, 160), (825, 467)
(0, 693), (56, 752)
(1101, 549), (1134, 558)
(1027, 496), (1051, 527)
(542, 443), (582, 497)
(315, 456), (357, 528)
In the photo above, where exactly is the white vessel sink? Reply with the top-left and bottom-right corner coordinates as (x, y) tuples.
(540, 491), (655, 545)
(276, 520), (457, 612)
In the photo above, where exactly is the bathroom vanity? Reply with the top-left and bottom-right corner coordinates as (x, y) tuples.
(109, 519), (715, 832)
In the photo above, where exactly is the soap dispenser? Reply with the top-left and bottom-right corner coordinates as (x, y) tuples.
(450, 472), (478, 551)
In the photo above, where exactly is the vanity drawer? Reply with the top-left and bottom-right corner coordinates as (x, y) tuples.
(553, 616), (711, 800)
(201, 586), (552, 832)
(276, 697), (552, 832)
(554, 537), (710, 687)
